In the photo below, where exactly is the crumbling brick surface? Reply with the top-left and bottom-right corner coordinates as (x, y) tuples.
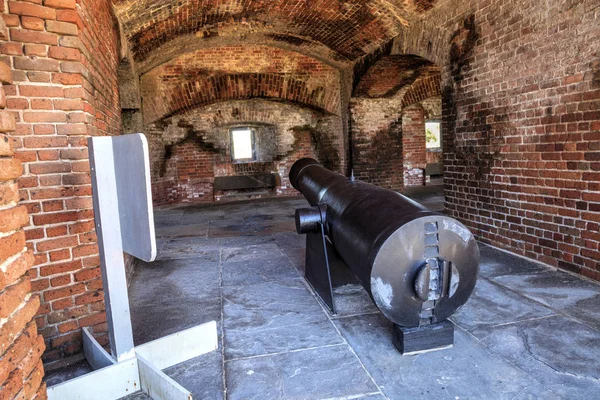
(148, 99), (344, 205)
(0, 37), (46, 400)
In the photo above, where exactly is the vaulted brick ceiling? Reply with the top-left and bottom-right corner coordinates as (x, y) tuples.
(112, 0), (439, 67)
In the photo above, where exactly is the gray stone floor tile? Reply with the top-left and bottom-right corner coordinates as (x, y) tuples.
(331, 284), (379, 317)
(119, 391), (152, 400)
(490, 271), (600, 330)
(225, 345), (378, 400)
(157, 237), (221, 261)
(511, 383), (567, 400)
(253, 220), (297, 235)
(478, 244), (554, 278)
(451, 278), (556, 338)
(155, 222), (209, 238)
(129, 258), (221, 344)
(274, 231), (306, 250)
(208, 218), (259, 237)
(154, 213), (183, 226)
(221, 255), (300, 287)
(479, 315), (600, 399)
(334, 313), (539, 400)
(222, 279), (327, 332)
(221, 242), (283, 264)
(219, 234), (276, 248)
(43, 359), (92, 387)
(225, 319), (344, 360)
(164, 351), (224, 400)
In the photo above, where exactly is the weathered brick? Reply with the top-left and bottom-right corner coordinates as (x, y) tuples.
(0, 110), (16, 132)
(0, 205), (29, 233)
(45, 20), (77, 35)
(0, 158), (22, 180)
(44, 0), (76, 10)
(8, 2), (57, 20)
(0, 134), (13, 156)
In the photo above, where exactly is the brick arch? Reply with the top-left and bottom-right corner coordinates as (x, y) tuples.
(400, 73), (442, 109)
(140, 45), (342, 124)
(353, 54), (434, 98)
(143, 73), (339, 125)
(136, 34), (347, 75)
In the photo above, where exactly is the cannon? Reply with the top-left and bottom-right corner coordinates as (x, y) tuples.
(289, 158), (479, 354)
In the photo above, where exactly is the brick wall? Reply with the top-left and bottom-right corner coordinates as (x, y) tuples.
(402, 105), (426, 186)
(399, 0), (600, 279)
(349, 97), (404, 190)
(149, 99), (343, 206)
(2, 0), (121, 365)
(0, 36), (46, 399)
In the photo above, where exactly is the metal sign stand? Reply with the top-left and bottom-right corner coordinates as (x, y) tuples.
(47, 134), (218, 400)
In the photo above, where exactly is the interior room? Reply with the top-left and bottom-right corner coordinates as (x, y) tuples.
(0, 0), (599, 399)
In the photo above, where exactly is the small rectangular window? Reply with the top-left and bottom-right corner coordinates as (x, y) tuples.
(231, 128), (255, 161)
(426, 121), (441, 150)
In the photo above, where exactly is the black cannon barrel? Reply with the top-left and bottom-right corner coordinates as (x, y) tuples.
(290, 158), (479, 327)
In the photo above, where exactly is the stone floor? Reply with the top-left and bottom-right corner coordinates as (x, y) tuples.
(45, 191), (600, 400)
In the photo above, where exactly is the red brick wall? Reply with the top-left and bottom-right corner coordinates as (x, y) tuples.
(0, 37), (46, 399)
(2, 0), (121, 364)
(402, 0), (600, 279)
(402, 105), (426, 186)
(149, 99), (343, 206)
(349, 98), (404, 190)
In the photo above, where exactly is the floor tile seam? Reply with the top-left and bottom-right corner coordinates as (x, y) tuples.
(296, 276), (388, 399)
(330, 311), (382, 320)
(478, 242), (600, 288)
(224, 343), (347, 363)
(319, 392), (383, 400)
(472, 314), (560, 330)
(451, 321), (554, 391)
(222, 317), (338, 337)
(481, 276), (600, 333)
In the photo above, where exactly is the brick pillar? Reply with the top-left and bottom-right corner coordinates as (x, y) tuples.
(0, 37), (47, 400)
(402, 105), (426, 187)
(3, 0), (121, 364)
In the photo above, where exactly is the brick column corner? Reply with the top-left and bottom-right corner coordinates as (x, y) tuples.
(0, 46), (47, 400)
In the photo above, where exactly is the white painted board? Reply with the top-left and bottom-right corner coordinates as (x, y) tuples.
(112, 133), (156, 262)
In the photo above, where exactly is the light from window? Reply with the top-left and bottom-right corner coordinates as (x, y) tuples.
(231, 129), (254, 160)
(425, 122), (441, 149)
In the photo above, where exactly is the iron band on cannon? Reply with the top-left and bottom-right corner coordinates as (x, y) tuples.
(289, 158), (480, 354)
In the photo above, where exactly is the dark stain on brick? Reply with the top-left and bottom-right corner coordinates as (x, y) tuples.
(352, 40), (394, 93)
(591, 59), (600, 89)
(351, 118), (403, 189)
(266, 33), (311, 47)
(413, 0), (438, 13)
(159, 119), (219, 177)
(444, 14), (507, 181)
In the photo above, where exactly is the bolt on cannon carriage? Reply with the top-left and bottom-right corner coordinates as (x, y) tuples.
(289, 158), (479, 354)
